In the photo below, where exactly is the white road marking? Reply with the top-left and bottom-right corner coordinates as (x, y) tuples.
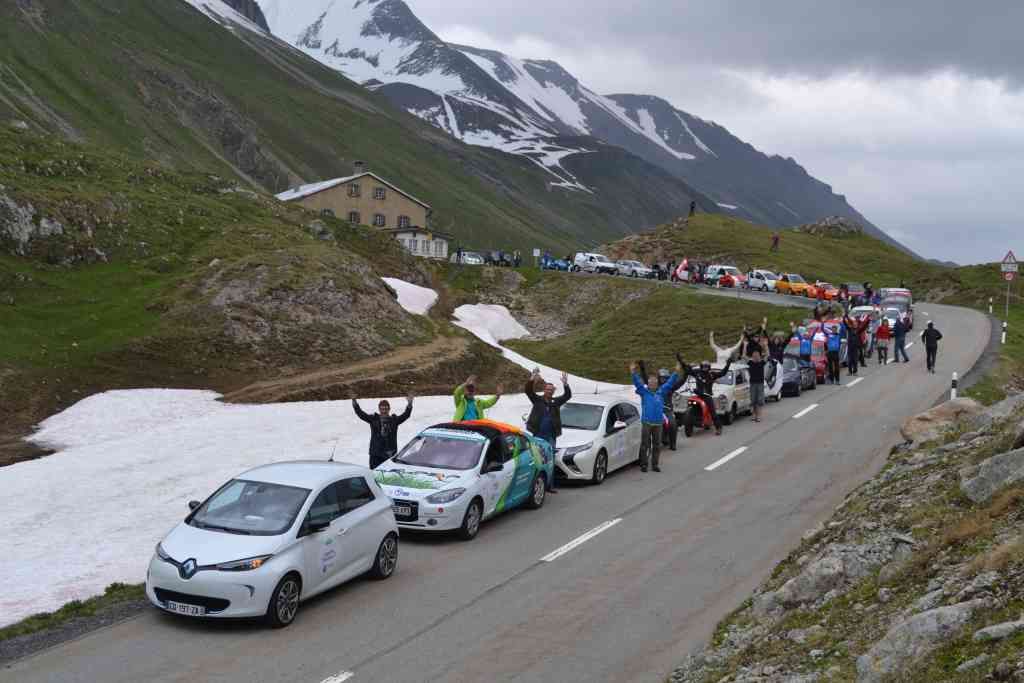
(705, 446), (748, 472)
(541, 518), (623, 562)
(847, 377), (864, 387)
(320, 672), (354, 683)
(793, 404), (819, 419)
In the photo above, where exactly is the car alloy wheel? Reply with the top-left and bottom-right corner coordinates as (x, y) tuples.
(526, 474), (547, 508)
(592, 450), (608, 485)
(266, 574), (301, 628)
(459, 499), (482, 540)
(370, 534), (398, 580)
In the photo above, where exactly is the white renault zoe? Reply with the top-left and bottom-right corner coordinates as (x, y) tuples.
(146, 461), (398, 628)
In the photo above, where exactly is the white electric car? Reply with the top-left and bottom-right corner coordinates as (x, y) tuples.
(764, 358), (785, 402)
(146, 462), (398, 628)
(375, 421), (553, 541)
(550, 398), (642, 484)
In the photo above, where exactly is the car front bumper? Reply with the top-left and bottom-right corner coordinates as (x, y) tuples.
(554, 447), (596, 480)
(389, 496), (467, 532)
(145, 555), (280, 619)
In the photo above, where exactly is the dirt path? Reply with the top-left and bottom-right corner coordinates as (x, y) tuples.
(222, 335), (472, 404)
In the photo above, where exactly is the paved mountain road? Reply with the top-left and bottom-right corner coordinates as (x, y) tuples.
(3, 303), (988, 683)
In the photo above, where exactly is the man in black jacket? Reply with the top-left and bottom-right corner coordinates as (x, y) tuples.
(681, 358), (732, 435)
(525, 370), (571, 492)
(352, 396), (414, 469)
(920, 322), (943, 373)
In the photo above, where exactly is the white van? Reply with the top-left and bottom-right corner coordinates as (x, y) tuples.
(572, 252), (617, 275)
(747, 269), (779, 292)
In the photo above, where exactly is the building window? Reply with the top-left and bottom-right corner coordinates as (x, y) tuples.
(321, 208), (335, 218)
(348, 211), (361, 224)
(374, 187), (386, 200)
(348, 183), (361, 198)
(398, 215), (411, 229)
(373, 214), (386, 227)
(434, 241), (443, 256)
(420, 239), (429, 253)
(406, 238), (416, 252)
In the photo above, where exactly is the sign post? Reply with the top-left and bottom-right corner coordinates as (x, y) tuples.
(1001, 250), (1017, 344)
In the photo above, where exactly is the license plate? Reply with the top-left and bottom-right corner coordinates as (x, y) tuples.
(166, 600), (205, 617)
(393, 505), (412, 517)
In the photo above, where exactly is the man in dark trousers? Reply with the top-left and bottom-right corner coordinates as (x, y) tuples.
(631, 360), (682, 472)
(681, 358), (732, 436)
(352, 395), (414, 469)
(893, 316), (910, 363)
(525, 369), (571, 492)
(920, 322), (943, 373)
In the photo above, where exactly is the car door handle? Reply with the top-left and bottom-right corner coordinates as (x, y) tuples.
(336, 528), (349, 536)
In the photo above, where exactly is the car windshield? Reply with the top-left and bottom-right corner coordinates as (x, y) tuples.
(783, 357), (799, 371)
(845, 284), (864, 292)
(788, 274), (806, 283)
(883, 300), (908, 312)
(189, 479), (310, 536)
(818, 282), (834, 289)
(594, 255), (612, 263)
(560, 403), (605, 431)
(715, 370), (735, 386)
(393, 431), (486, 470)
(760, 271), (779, 280)
(723, 267), (740, 275)
(620, 260), (641, 268)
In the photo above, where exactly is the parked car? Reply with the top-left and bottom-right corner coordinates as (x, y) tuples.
(375, 421), (552, 540)
(616, 260), (654, 279)
(883, 297), (914, 329)
(814, 282), (841, 301)
(879, 288), (913, 306)
(841, 283), (866, 304)
(786, 336), (828, 384)
(747, 269), (780, 292)
(705, 265), (746, 288)
(545, 398), (642, 484)
(572, 252), (618, 274)
(781, 355), (817, 397)
(776, 273), (814, 297)
(485, 251), (513, 267)
(764, 358), (785, 402)
(541, 256), (570, 271)
(849, 306), (882, 355)
(449, 251), (485, 266)
(146, 461), (398, 628)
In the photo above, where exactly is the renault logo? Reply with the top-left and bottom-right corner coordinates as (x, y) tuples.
(180, 558), (198, 580)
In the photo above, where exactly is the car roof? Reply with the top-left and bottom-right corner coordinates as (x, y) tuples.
(241, 461), (370, 489)
(566, 396), (629, 408)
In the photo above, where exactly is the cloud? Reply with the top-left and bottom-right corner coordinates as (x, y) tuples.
(410, 1), (1023, 264)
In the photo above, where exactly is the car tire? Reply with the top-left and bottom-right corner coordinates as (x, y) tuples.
(458, 498), (483, 541)
(762, 285), (768, 292)
(265, 573), (302, 629)
(809, 378), (817, 390)
(723, 405), (734, 426)
(525, 473), (547, 509)
(591, 450), (608, 485)
(631, 271), (638, 278)
(795, 383), (802, 397)
(682, 412), (694, 437)
(368, 533), (399, 580)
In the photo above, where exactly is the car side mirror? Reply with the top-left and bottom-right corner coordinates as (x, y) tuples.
(188, 500), (201, 511)
(305, 519), (331, 536)
(612, 420), (627, 431)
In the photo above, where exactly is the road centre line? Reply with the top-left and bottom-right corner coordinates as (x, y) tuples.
(847, 377), (865, 387)
(705, 446), (748, 472)
(320, 672), (354, 683)
(540, 519), (622, 562)
(793, 404), (819, 419)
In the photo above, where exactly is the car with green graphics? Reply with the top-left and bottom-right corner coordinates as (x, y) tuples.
(374, 420), (554, 540)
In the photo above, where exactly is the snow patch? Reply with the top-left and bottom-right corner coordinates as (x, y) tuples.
(635, 108), (694, 160)
(675, 112), (717, 157)
(381, 278), (437, 315)
(717, 202), (739, 210)
(182, 0), (268, 34)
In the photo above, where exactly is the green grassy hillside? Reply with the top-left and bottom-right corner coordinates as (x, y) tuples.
(0, 0), (707, 253)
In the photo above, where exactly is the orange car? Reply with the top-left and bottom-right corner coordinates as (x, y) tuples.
(776, 273), (814, 297)
(814, 282), (841, 300)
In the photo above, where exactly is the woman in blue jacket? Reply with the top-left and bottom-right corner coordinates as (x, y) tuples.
(630, 360), (681, 473)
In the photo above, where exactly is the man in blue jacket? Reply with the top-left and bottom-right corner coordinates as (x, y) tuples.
(821, 321), (845, 385)
(631, 360), (682, 473)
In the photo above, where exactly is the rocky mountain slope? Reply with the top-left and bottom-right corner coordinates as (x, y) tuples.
(0, 0), (708, 253)
(671, 394), (1024, 682)
(257, 0), (905, 250)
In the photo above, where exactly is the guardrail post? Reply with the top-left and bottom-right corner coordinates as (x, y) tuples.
(1003, 321), (1008, 345)
(950, 372), (958, 401)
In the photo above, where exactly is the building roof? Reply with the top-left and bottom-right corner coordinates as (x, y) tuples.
(275, 172), (432, 209)
(383, 227), (454, 240)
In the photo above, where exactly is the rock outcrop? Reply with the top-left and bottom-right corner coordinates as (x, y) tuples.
(796, 216), (864, 238)
(900, 397), (984, 445)
(960, 448), (1024, 504)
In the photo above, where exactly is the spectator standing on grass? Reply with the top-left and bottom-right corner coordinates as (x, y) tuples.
(631, 360), (681, 472)
(689, 200), (697, 218)
(525, 369), (571, 492)
(920, 322), (943, 374)
(453, 375), (502, 421)
(771, 232), (780, 252)
(893, 316), (910, 363)
(352, 395), (414, 469)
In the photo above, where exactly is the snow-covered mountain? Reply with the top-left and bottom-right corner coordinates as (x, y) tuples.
(254, 0), (901, 247)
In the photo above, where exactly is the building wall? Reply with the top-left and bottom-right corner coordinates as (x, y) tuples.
(393, 231), (449, 259)
(295, 178), (429, 229)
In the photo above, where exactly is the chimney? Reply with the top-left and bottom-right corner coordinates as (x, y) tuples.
(353, 160), (366, 175)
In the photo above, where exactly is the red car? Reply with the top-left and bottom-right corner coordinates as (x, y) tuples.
(814, 282), (841, 301)
(786, 336), (828, 384)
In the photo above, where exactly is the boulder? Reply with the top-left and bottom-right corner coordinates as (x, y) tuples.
(970, 392), (1024, 432)
(959, 447), (1024, 504)
(856, 599), (988, 682)
(973, 618), (1024, 642)
(900, 398), (984, 445)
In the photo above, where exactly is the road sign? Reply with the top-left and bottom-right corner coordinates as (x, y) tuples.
(1002, 250), (1018, 272)
(1006, 272), (1016, 282)
(532, 248), (541, 258)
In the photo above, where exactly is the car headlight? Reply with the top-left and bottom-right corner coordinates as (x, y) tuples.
(717, 395), (728, 410)
(425, 488), (467, 504)
(562, 442), (593, 457)
(155, 542), (171, 562)
(216, 555), (273, 572)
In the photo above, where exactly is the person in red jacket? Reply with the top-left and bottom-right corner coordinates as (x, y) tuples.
(875, 319), (892, 365)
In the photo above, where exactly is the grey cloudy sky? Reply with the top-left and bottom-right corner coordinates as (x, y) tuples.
(411, 0), (1024, 264)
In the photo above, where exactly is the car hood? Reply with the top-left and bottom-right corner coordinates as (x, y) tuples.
(375, 463), (474, 500)
(557, 428), (600, 449)
(160, 522), (286, 565)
